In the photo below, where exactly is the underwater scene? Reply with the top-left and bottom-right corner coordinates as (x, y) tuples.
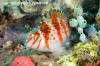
(0, 0), (100, 66)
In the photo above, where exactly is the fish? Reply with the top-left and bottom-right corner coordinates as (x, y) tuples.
(25, 8), (71, 52)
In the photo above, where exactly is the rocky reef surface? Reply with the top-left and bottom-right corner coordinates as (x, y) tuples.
(0, 0), (100, 66)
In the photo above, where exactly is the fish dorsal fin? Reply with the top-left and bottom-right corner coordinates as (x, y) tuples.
(41, 7), (66, 22)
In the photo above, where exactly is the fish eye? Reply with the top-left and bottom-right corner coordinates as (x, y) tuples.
(36, 37), (39, 40)
(34, 36), (39, 40)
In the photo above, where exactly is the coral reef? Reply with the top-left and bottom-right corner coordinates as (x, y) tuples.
(96, 12), (100, 25)
(3, 40), (14, 49)
(69, 6), (88, 42)
(0, 0), (100, 66)
(31, 55), (49, 63)
(4, 48), (41, 66)
(0, 7), (16, 47)
(64, 0), (83, 9)
(57, 34), (100, 66)
(96, 0), (100, 25)
(82, 0), (99, 24)
(86, 24), (97, 37)
(37, 60), (58, 66)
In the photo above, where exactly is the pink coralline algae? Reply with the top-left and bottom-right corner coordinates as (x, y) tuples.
(11, 56), (35, 66)
(97, 60), (100, 65)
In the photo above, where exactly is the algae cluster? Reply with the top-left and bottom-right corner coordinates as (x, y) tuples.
(57, 35), (100, 66)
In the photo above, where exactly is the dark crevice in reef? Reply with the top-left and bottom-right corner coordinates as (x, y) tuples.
(82, 0), (99, 24)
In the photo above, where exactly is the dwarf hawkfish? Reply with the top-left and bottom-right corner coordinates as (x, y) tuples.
(25, 8), (71, 52)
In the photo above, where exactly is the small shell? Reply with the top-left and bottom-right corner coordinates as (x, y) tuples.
(31, 55), (49, 63)
(14, 44), (24, 53)
(3, 41), (14, 49)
